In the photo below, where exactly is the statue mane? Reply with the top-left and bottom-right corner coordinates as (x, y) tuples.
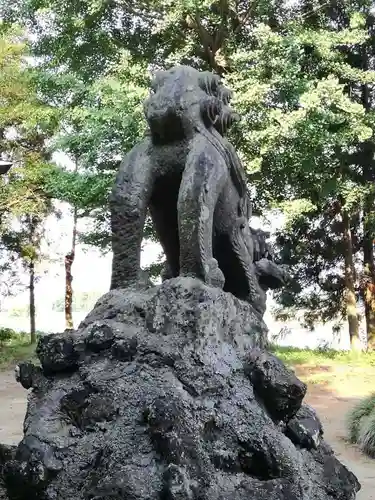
(143, 65), (240, 141)
(144, 65), (247, 196)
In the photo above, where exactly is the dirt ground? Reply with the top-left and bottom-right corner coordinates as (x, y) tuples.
(305, 386), (375, 500)
(0, 366), (374, 499)
(0, 370), (27, 446)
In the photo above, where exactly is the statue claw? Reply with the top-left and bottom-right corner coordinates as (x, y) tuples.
(204, 258), (225, 289)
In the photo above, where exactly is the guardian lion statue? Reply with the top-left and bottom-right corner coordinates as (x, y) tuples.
(110, 65), (267, 313)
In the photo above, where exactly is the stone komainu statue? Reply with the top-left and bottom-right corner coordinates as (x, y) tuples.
(110, 65), (285, 314)
(2, 66), (359, 500)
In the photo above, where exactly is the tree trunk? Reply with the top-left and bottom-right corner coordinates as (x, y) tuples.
(65, 206), (78, 330)
(29, 259), (36, 344)
(342, 209), (362, 350)
(65, 156), (79, 330)
(186, 1), (235, 74)
(363, 195), (375, 349)
(359, 49), (375, 348)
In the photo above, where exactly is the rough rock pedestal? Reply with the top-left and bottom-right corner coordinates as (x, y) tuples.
(2, 278), (360, 500)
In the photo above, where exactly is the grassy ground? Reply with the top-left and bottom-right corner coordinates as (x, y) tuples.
(271, 345), (375, 367)
(0, 334), (37, 370)
(270, 345), (375, 398)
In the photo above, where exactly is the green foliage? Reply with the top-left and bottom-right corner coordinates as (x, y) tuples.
(271, 204), (355, 327)
(0, 159), (58, 220)
(358, 407), (375, 457)
(0, 327), (16, 346)
(2, 0), (287, 78)
(0, 24), (59, 223)
(346, 393), (375, 448)
(0, 23), (60, 318)
(0, 330), (37, 369)
(228, 18), (373, 208)
(31, 54), (150, 251)
(0, 24), (57, 133)
(225, 3), (375, 335)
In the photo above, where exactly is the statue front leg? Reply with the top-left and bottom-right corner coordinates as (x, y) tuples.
(110, 141), (153, 290)
(178, 139), (228, 288)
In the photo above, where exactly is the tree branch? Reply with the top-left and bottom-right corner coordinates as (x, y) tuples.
(234, 2), (254, 34)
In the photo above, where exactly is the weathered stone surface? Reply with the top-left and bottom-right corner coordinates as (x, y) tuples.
(1, 279), (360, 500)
(36, 333), (80, 374)
(0, 445), (14, 500)
(15, 362), (43, 390)
(286, 404), (323, 450)
(244, 348), (307, 421)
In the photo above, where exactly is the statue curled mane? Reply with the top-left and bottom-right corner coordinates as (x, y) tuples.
(144, 66), (246, 197)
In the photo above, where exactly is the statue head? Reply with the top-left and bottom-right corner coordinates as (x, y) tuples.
(143, 65), (240, 143)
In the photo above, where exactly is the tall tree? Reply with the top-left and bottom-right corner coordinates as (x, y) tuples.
(7, 0), (375, 349)
(0, 24), (60, 340)
(226, 8), (374, 347)
(2, 212), (53, 342)
(1, 154), (56, 342)
(64, 158), (78, 330)
(296, 1), (375, 348)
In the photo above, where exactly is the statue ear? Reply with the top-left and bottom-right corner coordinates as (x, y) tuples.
(199, 73), (221, 95)
(151, 70), (167, 92)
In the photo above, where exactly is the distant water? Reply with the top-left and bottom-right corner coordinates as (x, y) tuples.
(0, 310), (362, 351)
(264, 311), (365, 351)
(0, 311), (88, 334)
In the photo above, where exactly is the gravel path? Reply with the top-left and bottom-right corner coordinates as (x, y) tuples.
(305, 386), (375, 500)
(0, 370), (27, 446)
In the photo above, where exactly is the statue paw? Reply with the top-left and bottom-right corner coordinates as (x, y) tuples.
(204, 258), (225, 289)
(247, 287), (267, 316)
(161, 263), (173, 282)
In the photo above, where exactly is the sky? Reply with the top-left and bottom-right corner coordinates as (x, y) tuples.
(3, 208), (162, 310)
